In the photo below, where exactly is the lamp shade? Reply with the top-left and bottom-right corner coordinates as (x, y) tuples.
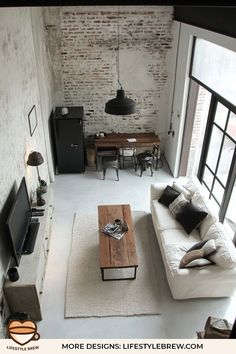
(27, 151), (44, 166)
(105, 89), (136, 115)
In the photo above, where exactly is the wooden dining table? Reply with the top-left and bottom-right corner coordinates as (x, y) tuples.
(95, 132), (160, 170)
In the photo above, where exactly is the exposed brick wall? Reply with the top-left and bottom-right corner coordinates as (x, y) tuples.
(44, 6), (173, 136)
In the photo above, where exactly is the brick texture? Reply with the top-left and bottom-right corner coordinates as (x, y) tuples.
(44, 6), (173, 136)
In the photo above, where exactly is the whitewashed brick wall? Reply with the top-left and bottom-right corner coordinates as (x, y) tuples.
(44, 6), (173, 136)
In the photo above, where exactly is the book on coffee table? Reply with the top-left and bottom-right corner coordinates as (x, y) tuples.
(102, 223), (125, 240)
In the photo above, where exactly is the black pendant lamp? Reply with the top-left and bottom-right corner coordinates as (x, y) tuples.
(105, 7), (136, 116)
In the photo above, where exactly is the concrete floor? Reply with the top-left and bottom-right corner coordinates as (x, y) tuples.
(38, 163), (236, 338)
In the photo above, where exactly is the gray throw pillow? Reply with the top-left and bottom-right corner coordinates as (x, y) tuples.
(180, 239), (216, 268)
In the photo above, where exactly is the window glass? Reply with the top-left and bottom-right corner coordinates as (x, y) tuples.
(206, 126), (223, 172)
(192, 38), (236, 105)
(209, 195), (220, 216)
(227, 112), (236, 141)
(202, 166), (214, 191)
(225, 179), (236, 225)
(211, 180), (225, 205)
(214, 103), (228, 130)
(217, 137), (235, 186)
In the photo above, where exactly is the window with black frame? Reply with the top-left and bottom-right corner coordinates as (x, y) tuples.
(189, 37), (236, 238)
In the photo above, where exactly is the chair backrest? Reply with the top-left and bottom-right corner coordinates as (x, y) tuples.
(119, 143), (136, 157)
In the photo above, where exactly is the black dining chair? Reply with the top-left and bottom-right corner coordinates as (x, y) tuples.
(118, 143), (136, 169)
(135, 151), (154, 177)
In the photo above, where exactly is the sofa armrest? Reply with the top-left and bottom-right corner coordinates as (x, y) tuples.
(150, 183), (167, 201)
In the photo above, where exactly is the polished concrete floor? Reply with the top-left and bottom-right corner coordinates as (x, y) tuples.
(38, 163), (236, 338)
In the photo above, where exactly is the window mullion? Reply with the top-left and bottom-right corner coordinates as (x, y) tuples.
(197, 96), (217, 181)
(219, 147), (236, 222)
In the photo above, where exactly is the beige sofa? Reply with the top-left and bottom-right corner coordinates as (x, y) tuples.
(150, 178), (236, 299)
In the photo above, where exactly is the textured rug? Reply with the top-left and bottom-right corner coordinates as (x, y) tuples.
(65, 211), (161, 318)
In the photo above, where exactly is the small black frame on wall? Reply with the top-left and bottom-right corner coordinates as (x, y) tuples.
(28, 105), (37, 136)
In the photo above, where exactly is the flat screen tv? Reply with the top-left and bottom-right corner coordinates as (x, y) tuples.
(6, 177), (39, 267)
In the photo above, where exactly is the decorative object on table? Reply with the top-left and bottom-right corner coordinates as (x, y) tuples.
(28, 105), (37, 137)
(36, 188), (45, 206)
(114, 218), (121, 226)
(104, 6), (136, 116)
(121, 221), (128, 232)
(27, 151), (47, 206)
(102, 223), (125, 240)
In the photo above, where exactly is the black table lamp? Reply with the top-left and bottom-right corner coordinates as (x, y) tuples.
(27, 151), (47, 206)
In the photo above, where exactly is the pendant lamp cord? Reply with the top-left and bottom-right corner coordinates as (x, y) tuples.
(117, 5), (122, 90)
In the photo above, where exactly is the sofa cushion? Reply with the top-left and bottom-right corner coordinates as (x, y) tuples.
(169, 193), (189, 217)
(192, 191), (218, 238)
(160, 228), (201, 248)
(203, 222), (236, 269)
(179, 239), (216, 268)
(172, 181), (191, 200)
(176, 201), (208, 234)
(158, 185), (180, 207)
(164, 244), (188, 273)
(151, 200), (185, 231)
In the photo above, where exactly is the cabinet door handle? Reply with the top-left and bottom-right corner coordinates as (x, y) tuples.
(70, 143), (78, 149)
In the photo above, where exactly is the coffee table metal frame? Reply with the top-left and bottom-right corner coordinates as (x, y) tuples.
(101, 265), (138, 281)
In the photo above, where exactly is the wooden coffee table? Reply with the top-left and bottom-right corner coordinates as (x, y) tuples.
(98, 204), (138, 281)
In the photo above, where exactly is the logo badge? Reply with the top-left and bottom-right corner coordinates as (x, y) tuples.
(7, 320), (40, 346)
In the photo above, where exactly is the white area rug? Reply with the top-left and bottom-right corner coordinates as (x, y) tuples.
(65, 211), (161, 318)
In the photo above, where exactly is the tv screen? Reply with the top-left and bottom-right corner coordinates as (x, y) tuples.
(6, 177), (31, 266)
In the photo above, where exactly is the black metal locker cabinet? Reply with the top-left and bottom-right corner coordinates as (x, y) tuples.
(53, 106), (85, 173)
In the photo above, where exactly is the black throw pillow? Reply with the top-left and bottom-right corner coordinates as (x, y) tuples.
(158, 185), (180, 207)
(176, 201), (208, 234)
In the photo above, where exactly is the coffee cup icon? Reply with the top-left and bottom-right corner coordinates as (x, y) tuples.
(8, 320), (40, 346)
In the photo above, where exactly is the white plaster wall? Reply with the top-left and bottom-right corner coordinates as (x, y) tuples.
(0, 7), (53, 315)
(30, 7), (55, 181)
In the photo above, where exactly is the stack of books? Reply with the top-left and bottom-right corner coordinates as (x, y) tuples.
(102, 223), (125, 240)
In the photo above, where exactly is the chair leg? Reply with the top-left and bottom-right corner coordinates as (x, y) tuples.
(103, 168), (106, 180)
(139, 163), (144, 177)
(115, 167), (119, 181)
(150, 164), (153, 177)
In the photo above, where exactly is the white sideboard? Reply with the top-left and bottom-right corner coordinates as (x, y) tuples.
(4, 186), (53, 321)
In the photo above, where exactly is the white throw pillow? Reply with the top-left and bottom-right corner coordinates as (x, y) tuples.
(172, 181), (191, 200)
(202, 239), (216, 256)
(169, 193), (188, 217)
(204, 222), (236, 269)
(192, 191), (218, 239)
(183, 180), (198, 196)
